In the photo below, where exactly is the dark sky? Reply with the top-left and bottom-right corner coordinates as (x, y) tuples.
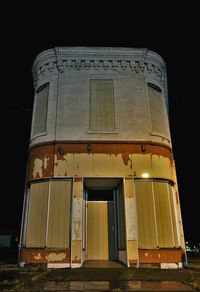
(0, 3), (199, 246)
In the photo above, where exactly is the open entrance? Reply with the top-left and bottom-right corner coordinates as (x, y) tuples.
(83, 178), (126, 264)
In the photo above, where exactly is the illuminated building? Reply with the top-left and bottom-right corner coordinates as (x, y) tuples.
(19, 47), (186, 268)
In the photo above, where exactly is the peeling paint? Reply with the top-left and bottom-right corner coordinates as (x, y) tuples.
(33, 158), (43, 178)
(73, 218), (81, 239)
(46, 252), (66, 262)
(121, 153), (132, 167)
(44, 157), (49, 169)
(34, 253), (42, 260)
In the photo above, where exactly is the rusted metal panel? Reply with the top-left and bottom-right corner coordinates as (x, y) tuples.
(28, 145), (54, 182)
(50, 142), (173, 158)
(139, 249), (184, 263)
(20, 248), (70, 263)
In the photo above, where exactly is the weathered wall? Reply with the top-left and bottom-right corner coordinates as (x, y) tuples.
(30, 47), (170, 148)
(27, 143), (174, 182)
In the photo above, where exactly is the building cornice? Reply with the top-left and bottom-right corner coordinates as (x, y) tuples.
(32, 47), (166, 84)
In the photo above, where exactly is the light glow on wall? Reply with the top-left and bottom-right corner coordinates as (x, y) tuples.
(141, 172), (150, 178)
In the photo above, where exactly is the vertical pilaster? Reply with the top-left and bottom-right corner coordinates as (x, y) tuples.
(71, 178), (83, 268)
(124, 178), (139, 267)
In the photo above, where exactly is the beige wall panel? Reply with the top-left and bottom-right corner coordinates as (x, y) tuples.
(87, 202), (109, 260)
(93, 154), (113, 176)
(54, 154), (74, 177)
(47, 180), (71, 248)
(135, 181), (157, 248)
(26, 182), (49, 247)
(74, 154), (93, 176)
(153, 182), (174, 247)
(128, 240), (138, 261)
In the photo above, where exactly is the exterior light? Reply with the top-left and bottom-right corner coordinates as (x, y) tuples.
(141, 172), (149, 178)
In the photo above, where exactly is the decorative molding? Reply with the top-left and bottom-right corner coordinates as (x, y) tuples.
(32, 47), (167, 94)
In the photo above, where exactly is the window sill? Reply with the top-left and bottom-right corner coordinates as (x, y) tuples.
(30, 131), (48, 141)
(86, 130), (119, 134)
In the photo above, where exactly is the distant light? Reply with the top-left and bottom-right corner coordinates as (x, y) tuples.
(141, 172), (149, 178)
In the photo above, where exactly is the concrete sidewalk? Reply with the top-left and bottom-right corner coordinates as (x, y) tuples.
(0, 258), (199, 291)
(35, 280), (192, 291)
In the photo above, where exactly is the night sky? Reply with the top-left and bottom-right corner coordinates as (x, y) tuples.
(0, 3), (199, 246)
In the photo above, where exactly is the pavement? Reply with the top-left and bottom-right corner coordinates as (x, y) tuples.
(0, 256), (199, 291)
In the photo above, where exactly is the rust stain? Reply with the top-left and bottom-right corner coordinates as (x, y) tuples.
(28, 145), (54, 182)
(139, 249), (184, 263)
(20, 248), (70, 263)
(121, 153), (132, 167)
(46, 252), (66, 262)
(74, 177), (82, 182)
(28, 143), (173, 182)
(53, 143), (172, 159)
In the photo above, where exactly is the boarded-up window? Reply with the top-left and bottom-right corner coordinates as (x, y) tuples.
(135, 180), (179, 249)
(26, 181), (49, 247)
(89, 80), (115, 131)
(148, 83), (168, 137)
(47, 180), (71, 248)
(25, 179), (71, 248)
(153, 181), (174, 247)
(32, 83), (49, 137)
(135, 181), (157, 249)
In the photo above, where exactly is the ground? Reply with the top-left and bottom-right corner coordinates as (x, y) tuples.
(0, 250), (200, 291)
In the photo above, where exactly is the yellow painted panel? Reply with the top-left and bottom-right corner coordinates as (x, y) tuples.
(74, 154), (93, 176)
(47, 180), (71, 248)
(113, 154), (133, 176)
(153, 181), (174, 247)
(93, 154), (113, 176)
(168, 185), (179, 247)
(132, 154), (152, 177)
(26, 182), (49, 247)
(87, 202), (108, 260)
(151, 155), (172, 180)
(135, 181), (157, 248)
(128, 240), (138, 261)
(54, 154), (74, 177)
